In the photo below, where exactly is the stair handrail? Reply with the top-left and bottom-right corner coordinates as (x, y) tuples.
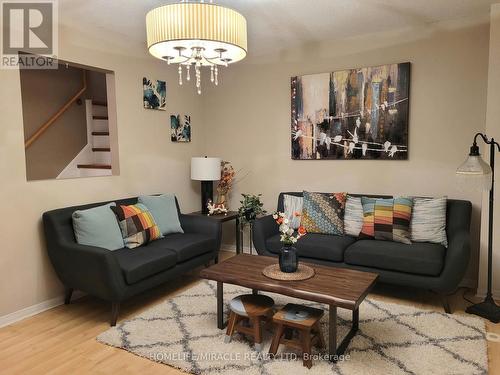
(24, 71), (87, 149)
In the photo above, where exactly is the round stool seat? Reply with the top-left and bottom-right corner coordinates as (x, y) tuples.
(229, 294), (274, 317)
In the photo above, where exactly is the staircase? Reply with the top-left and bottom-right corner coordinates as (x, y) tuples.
(57, 100), (113, 179)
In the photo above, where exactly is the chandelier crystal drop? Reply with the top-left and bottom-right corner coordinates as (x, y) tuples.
(146, 0), (248, 94)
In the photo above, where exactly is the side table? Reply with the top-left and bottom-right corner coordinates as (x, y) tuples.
(186, 211), (242, 254)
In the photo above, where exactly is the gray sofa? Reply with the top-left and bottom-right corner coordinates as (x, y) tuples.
(43, 196), (222, 326)
(253, 192), (472, 313)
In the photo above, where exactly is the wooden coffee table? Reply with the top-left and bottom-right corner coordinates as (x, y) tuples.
(200, 254), (378, 362)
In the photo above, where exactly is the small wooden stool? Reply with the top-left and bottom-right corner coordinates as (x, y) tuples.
(224, 294), (274, 350)
(269, 303), (325, 368)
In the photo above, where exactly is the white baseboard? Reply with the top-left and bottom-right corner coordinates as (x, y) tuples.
(0, 291), (85, 329)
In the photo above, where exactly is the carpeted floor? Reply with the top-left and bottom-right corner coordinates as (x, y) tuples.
(98, 281), (488, 375)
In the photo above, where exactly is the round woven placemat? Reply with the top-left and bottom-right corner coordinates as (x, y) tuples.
(262, 263), (315, 281)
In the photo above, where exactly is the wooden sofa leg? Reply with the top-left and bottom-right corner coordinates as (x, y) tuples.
(64, 288), (73, 305)
(440, 294), (452, 314)
(110, 302), (120, 326)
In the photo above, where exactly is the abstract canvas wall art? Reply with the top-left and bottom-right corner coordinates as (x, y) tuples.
(171, 114), (191, 142)
(143, 77), (166, 110)
(291, 62), (410, 160)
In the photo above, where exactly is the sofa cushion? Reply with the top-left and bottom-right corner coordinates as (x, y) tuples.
(266, 233), (356, 262)
(161, 233), (215, 262)
(344, 240), (445, 276)
(114, 242), (177, 284)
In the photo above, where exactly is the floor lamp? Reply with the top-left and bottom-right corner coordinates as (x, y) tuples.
(456, 132), (500, 323)
(191, 157), (221, 215)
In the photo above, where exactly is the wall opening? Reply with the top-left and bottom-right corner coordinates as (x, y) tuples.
(20, 58), (120, 181)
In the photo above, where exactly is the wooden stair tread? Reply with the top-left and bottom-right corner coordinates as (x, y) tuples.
(91, 131), (109, 136)
(77, 164), (112, 170)
(92, 148), (111, 152)
(93, 116), (108, 120)
(92, 100), (107, 107)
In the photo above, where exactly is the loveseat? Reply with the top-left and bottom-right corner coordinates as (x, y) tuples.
(253, 192), (472, 313)
(43, 196), (222, 326)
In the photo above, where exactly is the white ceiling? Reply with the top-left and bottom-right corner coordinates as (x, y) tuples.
(59, 0), (497, 57)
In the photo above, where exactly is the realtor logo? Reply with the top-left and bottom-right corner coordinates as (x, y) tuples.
(1, 0), (58, 69)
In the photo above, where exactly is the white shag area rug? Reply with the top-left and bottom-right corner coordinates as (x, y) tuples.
(97, 281), (488, 375)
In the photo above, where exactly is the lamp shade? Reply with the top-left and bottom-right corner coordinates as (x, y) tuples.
(146, 3), (247, 65)
(456, 154), (493, 191)
(191, 157), (221, 181)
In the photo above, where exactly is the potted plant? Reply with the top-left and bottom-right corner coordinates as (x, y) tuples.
(272, 212), (306, 273)
(238, 194), (267, 226)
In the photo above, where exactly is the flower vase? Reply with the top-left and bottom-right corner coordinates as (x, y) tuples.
(279, 245), (298, 273)
(217, 193), (227, 208)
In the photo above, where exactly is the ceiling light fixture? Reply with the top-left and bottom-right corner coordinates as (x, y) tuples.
(146, 0), (247, 94)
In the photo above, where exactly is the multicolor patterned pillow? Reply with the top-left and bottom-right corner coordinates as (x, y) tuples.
(111, 203), (162, 249)
(360, 197), (413, 244)
(300, 191), (346, 235)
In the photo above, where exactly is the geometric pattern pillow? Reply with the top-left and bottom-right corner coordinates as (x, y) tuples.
(110, 203), (162, 249)
(300, 191), (346, 235)
(360, 197), (413, 244)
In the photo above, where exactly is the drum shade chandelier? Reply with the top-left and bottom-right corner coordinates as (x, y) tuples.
(146, 0), (247, 94)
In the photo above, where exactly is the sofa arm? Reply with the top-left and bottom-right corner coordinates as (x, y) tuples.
(252, 214), (279, 255)
(179, 214), (222, 251)
(48, 240), (127, 301)
(436, 231), (471, 294)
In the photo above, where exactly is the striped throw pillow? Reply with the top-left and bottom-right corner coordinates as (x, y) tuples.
(283, 194), (303, 230)
(111, 203), (162, 249)
(344, 195), (364, 237)
(410, 197), (448, 247)
(360, 197), (413, 244)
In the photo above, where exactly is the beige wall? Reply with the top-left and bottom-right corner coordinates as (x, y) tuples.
(203, 22), (491, 287)
(479, 4), (500, 298)
(0, 26), (205, 316)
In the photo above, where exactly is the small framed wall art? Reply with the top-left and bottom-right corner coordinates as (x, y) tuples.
(171, 114), (191, 142)
(143, 77), (166, 110)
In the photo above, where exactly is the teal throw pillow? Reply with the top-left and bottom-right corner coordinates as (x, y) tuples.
(72, 202), (124, 250)
(138, 194), (184, 236)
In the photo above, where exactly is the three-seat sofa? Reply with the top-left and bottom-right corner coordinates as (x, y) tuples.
(253, 192), (472, 313)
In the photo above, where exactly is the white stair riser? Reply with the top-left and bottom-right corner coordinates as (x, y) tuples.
(93, 151), (111, 164)
(78, 168), (112, 177)
(93, 119), (109, 132)
(92, 135), (110, 148)
(92, 105), (108, 117)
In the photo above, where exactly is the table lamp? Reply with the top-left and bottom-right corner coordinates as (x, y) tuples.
(191, 157), (221, 215)
(456, 132), (500, 323)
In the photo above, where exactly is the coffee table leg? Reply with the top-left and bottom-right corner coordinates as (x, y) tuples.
(329, 306), (360, 362)
(217, 282), (226, 329)
(329, 305), (337, 361)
